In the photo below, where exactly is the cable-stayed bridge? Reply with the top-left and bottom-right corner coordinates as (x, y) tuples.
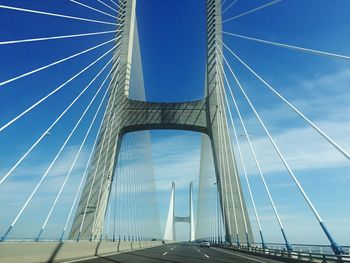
(0, 0), (350, 262)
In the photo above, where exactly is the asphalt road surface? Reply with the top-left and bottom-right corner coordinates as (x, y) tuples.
(66, 243), (285, 263)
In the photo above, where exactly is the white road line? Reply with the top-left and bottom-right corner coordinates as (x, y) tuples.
(162, 252), (168, 256)
(204, 253), (210, 258)
(212, 248), (267, 263)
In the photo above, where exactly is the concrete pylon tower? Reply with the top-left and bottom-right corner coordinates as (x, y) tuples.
(69, 0), (254, 244)
(164, 182), (195, 241)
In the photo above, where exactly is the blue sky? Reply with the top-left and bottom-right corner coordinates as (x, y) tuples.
(0, 0), (350, 245)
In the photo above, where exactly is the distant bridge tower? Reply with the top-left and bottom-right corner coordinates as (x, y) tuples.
(164, 182), (195, 241)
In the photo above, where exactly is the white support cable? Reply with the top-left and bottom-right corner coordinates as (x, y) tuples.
(222, 0), (238, 15)
(0, 4), (118, 26)
(37, 65), (114, 237)
(142, 141), (158, 240)
(138, 155), (145, 240)
(0, 30), (117, 45)
(146, 154), (152, 239)
(85, 127), (116, 239)
(218, 84), (228, 244)
(124, 137), (130, 240)
(218, 108), (234, 240)
(125, 143), (131, 240)
(0, 46), (118, 185)
(219, 39), (350, 162)
(0, 37), (117, 88)
(117, 165), (122, 241)
(222, 32), (350, 61)
(215, 63), (238, 239)
(217, 116), (227, 235)
(112, 0), (126, 11)
(5, 55), (116, 233)
(217, 44), (287, 230)
(79, 112), (113, 238)
(91, 141), (115, 238)
(97, 0), (119, 13)
(217, 69), (234, 243)
(218, 60), (264, 235)
(106, 201), (112, 239)
(139, 151), (149, 240)
(70, 0), (120, 20)
(117, 156), (122, 240)
(108, 140), (121, 241)
(0, 38), (122, 133)
(129, 153), (135, 240)
(213, 201), (216, 242)
(90, 98), (119, 236)
(126, 149), (130, 240)
(124, 145), (129, 241)
(133, 144), (139, 240)
(79, 65), (121, 237)
(121, 164), (125, 241)
(219, 64), (252, 235)
(130, 138), (137, 240)
(221, 0), (229, 7)
(61, 76), (113, 238)
(216, 184), (220, 243)
(215, 66), (229, 242)
(101, 178), (114, 240)
(93, 69), (119, 240)
(218, 43), (324, 223)
(217, 62), (250, 239)
(132, 147), (139, 240)
(131, 140), (140, 241)
(219, 47), (347, 252)
(135, 161), (142, 240)
(137, 143), (143, 240)
(109, 0), (119, 8)
(144, 151), (152, 240)
(118, 156), (123, 240)
(112, 162), (118, 241)
(123, 137), (131, 240)
(126, 137), (133, 240)
(223, 0), (282, 23)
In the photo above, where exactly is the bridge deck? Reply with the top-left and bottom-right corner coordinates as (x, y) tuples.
(71, 243), (285, 263)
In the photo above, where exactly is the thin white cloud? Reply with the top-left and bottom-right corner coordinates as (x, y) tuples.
(231, 68), (350, 175)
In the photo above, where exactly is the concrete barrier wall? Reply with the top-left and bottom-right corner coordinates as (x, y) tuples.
(0, 241), (163, 263)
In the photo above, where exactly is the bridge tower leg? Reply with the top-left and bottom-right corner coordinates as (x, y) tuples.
(205, 0), (253, 245)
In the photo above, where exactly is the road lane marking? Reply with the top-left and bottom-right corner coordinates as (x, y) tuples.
(212, 248), (267, 263)
(162, 252), (168, 256)
(204, 253), (210, 258)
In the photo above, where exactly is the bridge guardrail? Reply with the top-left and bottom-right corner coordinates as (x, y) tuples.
(259, 243), (350, 256)
(214, 244), (350, 263)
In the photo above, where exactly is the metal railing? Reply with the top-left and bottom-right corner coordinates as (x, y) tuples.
(214, 244), (350, 263)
